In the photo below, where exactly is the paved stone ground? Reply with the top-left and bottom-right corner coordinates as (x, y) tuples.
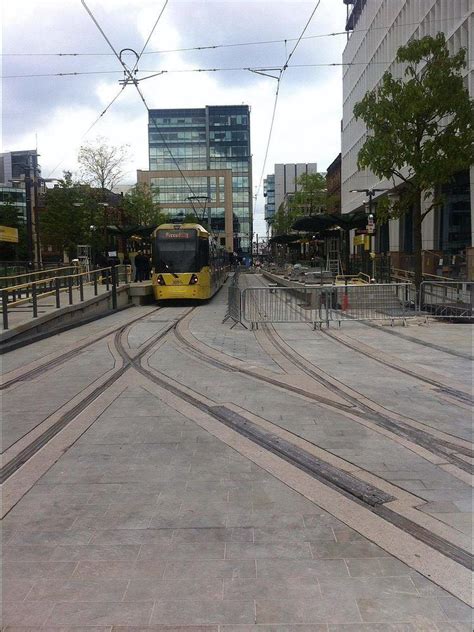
(3, 383), (471, 629)
(189, 290), (282, 373)
(1, 284), (472, 628)
(1, 307), (147, 374)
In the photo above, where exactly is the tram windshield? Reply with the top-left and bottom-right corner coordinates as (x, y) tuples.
(154, 229), (201, 273)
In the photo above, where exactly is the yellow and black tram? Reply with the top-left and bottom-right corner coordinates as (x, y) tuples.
(151, 223), (229, 300)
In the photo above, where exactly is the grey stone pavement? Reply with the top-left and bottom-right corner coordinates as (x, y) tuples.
(1, 279), (472, 629)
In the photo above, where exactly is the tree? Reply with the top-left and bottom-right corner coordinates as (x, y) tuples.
(122, 183), (164, 227)
(354, 33), (474, 289)
(78, 137), (129, 191)
(272, 173), (327, 235)
(41, 172), (88, 259)
(288, 173), (327, 217)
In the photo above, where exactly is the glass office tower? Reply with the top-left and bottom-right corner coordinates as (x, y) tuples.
(148, 105), (252, 254)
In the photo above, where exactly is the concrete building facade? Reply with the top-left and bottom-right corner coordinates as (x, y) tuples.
(137, 169), (234, 253)
(148, 105), (252, 254)
(341, 0), (473, 273)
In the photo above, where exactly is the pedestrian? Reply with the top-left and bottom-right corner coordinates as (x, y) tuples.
(134, 251), (146, 282)
(143, 254), (151, 281)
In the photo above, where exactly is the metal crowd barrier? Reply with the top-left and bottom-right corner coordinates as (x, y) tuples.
(242, 286), (328, 328)
(239, 283), (416, 328)
(419, 281), (473, 320)
(223, 271), (245, 328)
(325, 283), (415, 326)
(0, 265), (131, 330)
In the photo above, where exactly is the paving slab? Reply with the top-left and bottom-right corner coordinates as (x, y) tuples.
(2, 288), (472, 627)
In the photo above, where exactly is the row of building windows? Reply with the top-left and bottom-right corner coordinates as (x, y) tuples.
(209, 114), (248, 127)
(151, 131), (207, 142)
(150, 146), (207, 158)
(210, 131), (249, 142)
(150, 117), (206, 127)
(149, 160), (208, 171)
(210, 146), (248, 158)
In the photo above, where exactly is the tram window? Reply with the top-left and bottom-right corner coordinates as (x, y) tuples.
(197, 238), (210, 269)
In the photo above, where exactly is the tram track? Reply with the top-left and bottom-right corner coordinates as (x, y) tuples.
(173, 313), (473, 477)
(0, 306), (192, 484)
(261, 324), (473, 468)
(319, 326), (473, 406)
(3, 296), (472, 591)
(244, 275), (472, 454)
(0, 306), (162, 391)
(253, 273), (472, 405)
(117, 323), (473, 572)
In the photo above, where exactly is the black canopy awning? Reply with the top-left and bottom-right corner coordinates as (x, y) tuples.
(292, 214), (337, 232)
(268, 234), (301, 245)
(291, 209), (368, 233)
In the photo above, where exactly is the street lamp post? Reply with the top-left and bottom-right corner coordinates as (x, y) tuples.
(350, 188), (390, 279)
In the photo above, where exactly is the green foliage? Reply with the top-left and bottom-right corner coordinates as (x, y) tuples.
(288, 173), (327, 217)
(41, 172), (114, 258)
(354, 33), (473, 217)
(122, 183), (164, 227)
(353, 33), (474, 287)
(272, 203), (300, 235)
(272, 172), (327, 235)
(179, 213), (208, 228)
(41, 172), (86, 258)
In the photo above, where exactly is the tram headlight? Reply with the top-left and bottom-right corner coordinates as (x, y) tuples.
(157, 274), (166, 285)
(189, 274), (198, 285)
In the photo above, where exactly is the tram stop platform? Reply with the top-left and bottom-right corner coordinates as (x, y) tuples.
(129, 281), (154, 306)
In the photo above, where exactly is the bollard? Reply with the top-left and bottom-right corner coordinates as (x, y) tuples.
(79, 275), (84, 302)
(32, 283), (38, 318)
(2, 289), (8, 329)
(93, 271), (98, 296)
(111, 267), (118, 310)
(55, 277), (61, 308)
(68, 276), (73, 304)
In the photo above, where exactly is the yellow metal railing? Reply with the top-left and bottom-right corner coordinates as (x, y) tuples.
(1, 265), (131, 330)
(335, 272), (371, 285)
(0, 265), (79, 288)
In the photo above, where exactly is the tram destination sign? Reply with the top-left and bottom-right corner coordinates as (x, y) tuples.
(160, 231), (195, 240)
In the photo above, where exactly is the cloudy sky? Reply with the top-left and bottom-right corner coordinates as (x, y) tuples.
(2, 0), (348, 234)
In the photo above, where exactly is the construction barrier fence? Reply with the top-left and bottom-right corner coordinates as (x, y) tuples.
(237, 283), (417, 328)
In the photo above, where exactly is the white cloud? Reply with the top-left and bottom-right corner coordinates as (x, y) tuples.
(3, 0), (347, 234)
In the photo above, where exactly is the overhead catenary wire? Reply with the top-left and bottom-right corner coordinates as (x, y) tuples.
(1, 15), (466, 58)
(80, 0), (208, 217)
(132, 0), (169, 72)
(253, 0), (321, 207)
(46, 0), (168, 179)
(3, 59), (416, 79)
